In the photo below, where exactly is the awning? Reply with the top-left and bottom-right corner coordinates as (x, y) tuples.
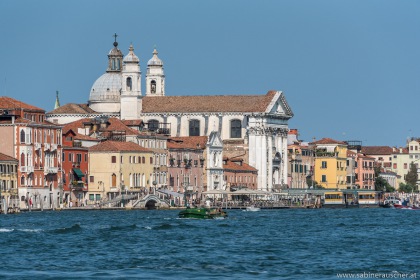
(73, 168), (85, 177)
(157, 189), (184, 198)
(203, 189), (230, 195)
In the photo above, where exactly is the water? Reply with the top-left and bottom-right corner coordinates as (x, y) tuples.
(0, 208), (418, 279)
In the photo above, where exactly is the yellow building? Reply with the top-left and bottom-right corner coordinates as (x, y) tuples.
(0, 153), (19, 211)
(312, 138), (348, 190)
(88, 141), (154, 202)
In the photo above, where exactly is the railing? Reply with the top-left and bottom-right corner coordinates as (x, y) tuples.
(51, 144), (58, 151)
(71, 181), (87, 190)
(44, 167), (58, 174)
(34, 143), (41, 150)
(44, 143), (50, 151)
(20, 166), (34, 173)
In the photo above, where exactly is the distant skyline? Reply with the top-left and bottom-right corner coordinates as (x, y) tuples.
(1, 0), (419, 147)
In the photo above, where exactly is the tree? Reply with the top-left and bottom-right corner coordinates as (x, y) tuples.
(375, 176), (394, 192)
(405, 162), (418, 191)
(399, 182), (414, 193)
(306, 177), (323, 189)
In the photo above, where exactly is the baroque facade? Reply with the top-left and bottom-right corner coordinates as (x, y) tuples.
(46, 38), (293, 191)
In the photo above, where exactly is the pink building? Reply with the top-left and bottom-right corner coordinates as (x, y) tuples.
(223, 157), (258, 190)
(355, 153), (376, 190)
(0, 97), (62, 209)
(167, 136), (207, 203)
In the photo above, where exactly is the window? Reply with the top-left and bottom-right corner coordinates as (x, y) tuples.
(148, 120), (159, 132)
(404, 163), (408, 169)
(62, 152), (65, 162)
(393, 163), (397, 169)
(89, 176), (94, 183)
(230, 119), (241, 138)
(321, 175), (327, 182)
(112, 156), (116, 163)
(150, 80), (156, 94)
(150, 157), (153, 164)
(68, 153), (73, 162)
(126, 77), (132, 91)
(20, 130), (25, 143)
(321, 161), (327, 168)
(76, 154), (82, 163)
(189, 119), (200, 136)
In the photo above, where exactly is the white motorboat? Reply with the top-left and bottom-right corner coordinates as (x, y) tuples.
(245, 205), (261, 212)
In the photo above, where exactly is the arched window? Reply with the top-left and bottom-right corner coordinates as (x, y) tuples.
(189, 119), (200, 136)
(126, 77), (132, 91)
(20, 130), (25, 143)
(230, 119), (242, 138)
(20, 153), (25, 166)
(148, 119), (159, 132)
(151, 80), (156, 94)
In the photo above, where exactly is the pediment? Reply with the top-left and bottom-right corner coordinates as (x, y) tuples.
(266, 92), (294, 117)
(208, 131), (223, 148)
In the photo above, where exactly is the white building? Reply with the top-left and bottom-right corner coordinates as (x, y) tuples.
(46, 37), (294, 191)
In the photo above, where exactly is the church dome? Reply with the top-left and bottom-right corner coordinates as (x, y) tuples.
(147, 48), (163, 66)
(89, 72), (122, 103)
(123, 44), (139, 63)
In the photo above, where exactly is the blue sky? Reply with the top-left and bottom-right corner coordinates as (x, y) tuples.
(1, 0), (419, 147)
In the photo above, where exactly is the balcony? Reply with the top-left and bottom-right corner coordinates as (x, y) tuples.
(142, 122), (171, 135)
(51, 144), (58, 151)
(71, 181), (86, 190)
(44, 167), (58, 174)
(20, 166), (34, 173)
(34, 143), (41, 150)
(44, 143), (50, 151)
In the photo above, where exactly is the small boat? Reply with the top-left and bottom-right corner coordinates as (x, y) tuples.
(178, 207), (227, 219)
(392, 198), (420, 210)
(245, 205), (261, 212)
(380, 197), (402, 208)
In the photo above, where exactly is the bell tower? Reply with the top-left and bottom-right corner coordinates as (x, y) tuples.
(145, 48), (165, 96)
(120, 44), (142, 120)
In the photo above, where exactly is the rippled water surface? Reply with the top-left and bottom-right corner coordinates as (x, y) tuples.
(0, 208), (418, 279)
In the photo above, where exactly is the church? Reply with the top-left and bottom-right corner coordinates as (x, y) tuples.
(46, 37), (294, 191)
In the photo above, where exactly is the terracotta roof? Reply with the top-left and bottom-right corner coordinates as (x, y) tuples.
(47, 103), (97, 114)
(347, 150), (356, 156)
(223, 160), (258, 172)
(0, 116), (61, 126)
(142, 91), (278, 113)
(0, 96), (44, 111)
(122, 120), (143, 126)
(106, 118), (139, 136)
(167, 136), (208, 150)
(361, 146), (393, 155)
(89, 140), (151, 152)
(358, 153), (375, 160)
(310, 138), (347, 145)
(63, 117), (139, 137)
(0, 152), (18, 162)
(395, 147), (409, 154)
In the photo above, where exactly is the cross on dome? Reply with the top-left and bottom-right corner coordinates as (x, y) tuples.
(113, 33), (118, 47)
